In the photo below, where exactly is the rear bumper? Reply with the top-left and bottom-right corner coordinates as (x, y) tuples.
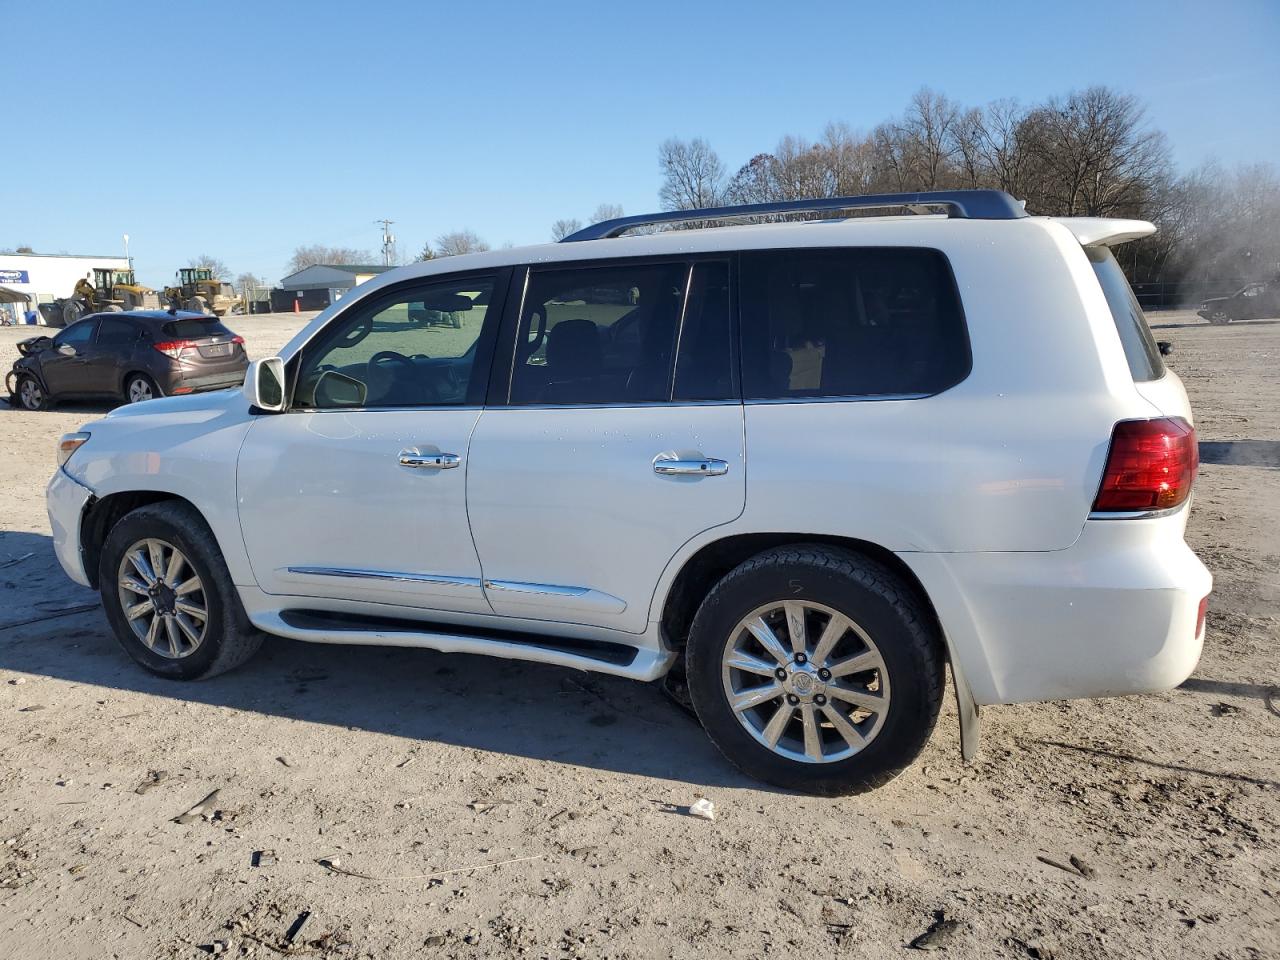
(163, 365), (248, 394)
(46, 467), (95, 587)
(902, 515), (1212, 705)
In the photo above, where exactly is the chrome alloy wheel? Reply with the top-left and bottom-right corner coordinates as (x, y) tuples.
(720, 600), (890, 763)
(117, 538), (208, 659)
(128, 378), (155, 403)
(19, 378), (43, 410)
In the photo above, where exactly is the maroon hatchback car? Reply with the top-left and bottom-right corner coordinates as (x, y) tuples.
(7, 310), (248, 410)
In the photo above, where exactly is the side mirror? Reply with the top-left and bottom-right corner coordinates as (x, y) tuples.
(57, 343), (77, 357)
(1157, 340), (1173, 357)
(243, 357), (286, 412)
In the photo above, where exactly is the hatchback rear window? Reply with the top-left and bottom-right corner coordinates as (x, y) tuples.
(1087, 245), (1164, 382)
(739, 248), (970, 400)
(163, 318), (231, 339)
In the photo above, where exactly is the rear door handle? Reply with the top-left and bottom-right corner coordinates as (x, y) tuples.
(652, 455), (729, 477)
(399, 448), (461, 469)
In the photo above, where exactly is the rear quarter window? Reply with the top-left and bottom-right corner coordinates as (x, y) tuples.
(739, 247), (970, 400)
(1087, 245), (1164, 382)
(163, 318), (231, 339)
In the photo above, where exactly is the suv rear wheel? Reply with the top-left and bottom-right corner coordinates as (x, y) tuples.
(98, 501), (263, 680)
(685, 546), (944, 794)
(125, 373), (159, 404)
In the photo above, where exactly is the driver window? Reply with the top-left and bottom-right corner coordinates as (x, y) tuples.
(55, 321), (96, 348)
(294, 276), (496, 409)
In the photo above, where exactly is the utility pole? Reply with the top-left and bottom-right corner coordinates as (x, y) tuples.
(376, 219), (396, 266)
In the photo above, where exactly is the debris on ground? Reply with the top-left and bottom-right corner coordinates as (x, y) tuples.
(1068, 854), (1097, 879)
(17, 705), (45, 712)
(1211, 702), (1241, 717)
(1036, 854), (1096, 879)
(317, 853), (541, 882)
(0, 552), (34, 569)
(253, 850), (277, 868)
(909, 913), (964, 950)
(276, 756), (291, 768)
(688, 798), (716, 821)
(467, 800), (513, 814)
(173, 789), (221, 824)
(284, 911), (310, 944)
(134, 769), (169, 795)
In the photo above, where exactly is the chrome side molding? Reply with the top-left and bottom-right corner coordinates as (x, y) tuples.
(286, 567), (482, 589)
(482, 579), (627, 615)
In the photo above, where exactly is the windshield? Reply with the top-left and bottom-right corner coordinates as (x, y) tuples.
(1087, 245), (1165, 382)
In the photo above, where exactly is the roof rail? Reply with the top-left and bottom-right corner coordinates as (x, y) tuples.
(560, 189), (1026, 242)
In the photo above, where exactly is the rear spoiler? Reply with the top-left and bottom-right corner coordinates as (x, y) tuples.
(1051, 217), (1156, 247)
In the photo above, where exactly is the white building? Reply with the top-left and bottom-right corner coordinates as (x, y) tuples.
(0, 252), (131, 325)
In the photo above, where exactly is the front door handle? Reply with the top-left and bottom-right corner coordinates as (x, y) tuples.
(653, 455), (729, 477)
(399, 448), (461, 469)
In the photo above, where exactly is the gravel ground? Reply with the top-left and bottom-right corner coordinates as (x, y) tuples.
(0, 310), (1276, 959)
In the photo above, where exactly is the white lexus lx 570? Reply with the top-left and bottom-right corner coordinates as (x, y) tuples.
(47, 191), (1211, 794)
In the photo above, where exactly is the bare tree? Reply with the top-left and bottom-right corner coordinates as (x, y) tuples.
(589, 204), (624, 224)
(434, 230), (490, 258)
(658, 137), (725, 210)
(550, 218), (583, 241)
(1019, 87), (1171, 217)
(188, 254), (230, 279)
(287, 245), (374, 274)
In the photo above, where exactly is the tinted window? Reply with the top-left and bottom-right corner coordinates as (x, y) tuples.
(673, 261), (735, 401)
(96, 318), (141, 346)
(55, 321), (96, 347)
(510, 261), (688, 404)
(740, 249), (969, 399)
(294, 276), (497, 409)
(1087, 246), (1164, 382)
(163, 318), (232, 339)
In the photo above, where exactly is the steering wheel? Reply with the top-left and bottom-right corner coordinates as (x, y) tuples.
(364, 350), (414, 402)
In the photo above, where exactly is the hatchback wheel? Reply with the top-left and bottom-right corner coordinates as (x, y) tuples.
(1208, 309), (1231, 325)
(686, 545), (945, 794)
(125, 373), (159, 404)
(16, 375), (47, 411)
(99, 501), (263, 680)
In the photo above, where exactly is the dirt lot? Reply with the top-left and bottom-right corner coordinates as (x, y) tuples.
(0, 311), (1276, 959)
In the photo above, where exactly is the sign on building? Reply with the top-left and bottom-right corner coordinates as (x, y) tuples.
(0, 270), (31, 284)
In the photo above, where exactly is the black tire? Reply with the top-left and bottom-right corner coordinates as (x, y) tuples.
(685, 545), (945, 795)
(15, 375), (49, 411)
(124, 373), (160, 404)
(1208, 310), (1231, 325)
(98, 501), (263, 680)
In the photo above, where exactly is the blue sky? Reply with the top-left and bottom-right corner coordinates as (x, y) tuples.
(4, 0), (1277, 288)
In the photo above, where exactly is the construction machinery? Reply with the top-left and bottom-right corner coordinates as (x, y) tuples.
(40, 268), (160, 327)
(163, 268), (242, 316)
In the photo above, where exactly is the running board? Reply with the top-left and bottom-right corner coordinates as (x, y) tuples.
(256, 608), (674, 681)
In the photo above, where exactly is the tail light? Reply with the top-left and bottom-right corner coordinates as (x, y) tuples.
(232, 335), (245, 346)
(1195, 595), (1209, 638)
(153, 339), (199, 359)
(1092, 417), (1198, 513)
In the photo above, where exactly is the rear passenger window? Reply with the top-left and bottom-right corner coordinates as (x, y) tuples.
(96, 318), (141, 345)
(739, 249), (969, 399)
(511, 260), (731, 405)
(1087, 245), (1164, 382)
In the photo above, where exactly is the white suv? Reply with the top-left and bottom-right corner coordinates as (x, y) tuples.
(47, 191), (1211, 794)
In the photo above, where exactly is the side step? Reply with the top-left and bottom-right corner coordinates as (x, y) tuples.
(258, 608), (674, 681)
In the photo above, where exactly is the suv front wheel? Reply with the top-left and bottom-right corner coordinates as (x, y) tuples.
(685, 546), (944, 794)
(99, 501), (263, 680)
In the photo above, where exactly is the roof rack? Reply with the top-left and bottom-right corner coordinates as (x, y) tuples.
(560, 189), (1026, 242)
